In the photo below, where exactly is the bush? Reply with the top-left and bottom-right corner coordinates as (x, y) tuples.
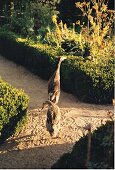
(44, 10), (114, 61)
(0, 78), (29, 144)
(0, 31), (113, 104)
(0, 1), (59, 38)
(52, 121), (114, 169)
(61, 56), (114, 103)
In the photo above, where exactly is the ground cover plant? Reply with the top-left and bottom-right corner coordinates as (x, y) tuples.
(0, 77), (29, 144)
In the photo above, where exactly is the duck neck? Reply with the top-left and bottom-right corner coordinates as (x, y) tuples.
(56, 59), (62, 75)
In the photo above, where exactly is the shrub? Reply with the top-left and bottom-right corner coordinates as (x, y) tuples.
(0, 1), (59, 38)
(1, 2), (35, 37)
(0, 78), (29, 144)
(52, 121), (114, 169)
(44, 7), (114, 61)
(61, 55), (114, 103)
(44, 17), (82, 48)
(10, 12), (34, 36)
(0, 31), (113, 104)
(44, 17), (91, 58)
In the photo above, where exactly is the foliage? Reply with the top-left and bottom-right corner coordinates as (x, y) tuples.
(0, 1), (34, 36)
(38, 0), (60, 8)
(31, 2), (58, 27)
(52, 121), (114, 169)
(76, 0), (114, 46)
(0, 77), (29, 144)
(10, 5), (34, 36)
(0, 31), (113, 104)
(30, 2), (59, 39)
(43, 0), (114, 99)
(45, 0), (114, 57)
(0, 1), (59, 38)
(57, 0), (114, 26)
(44, 16), (86, 56)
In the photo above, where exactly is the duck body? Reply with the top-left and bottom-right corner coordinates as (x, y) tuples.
(48, 71), (60, 104)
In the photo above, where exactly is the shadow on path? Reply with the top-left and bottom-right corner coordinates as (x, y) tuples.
(0, 140), (73, 169)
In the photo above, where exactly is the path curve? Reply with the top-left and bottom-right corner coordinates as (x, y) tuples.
(0, 55), (113, 168)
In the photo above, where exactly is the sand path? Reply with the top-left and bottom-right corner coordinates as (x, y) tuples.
(0, 55), (113, 168)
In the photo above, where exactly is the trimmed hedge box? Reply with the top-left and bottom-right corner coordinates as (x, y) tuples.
(61, 56), (114, 104)
(0, 78), (29, 143)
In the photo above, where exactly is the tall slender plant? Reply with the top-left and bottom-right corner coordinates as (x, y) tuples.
(76, 0), (114, 46)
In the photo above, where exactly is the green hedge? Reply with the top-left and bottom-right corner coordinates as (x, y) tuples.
(61, 56), (114, 104)
(0, 32), (56, 79)
(0, 31), (113, 104)
(0, 78), (29, 144)
(52, 121), (114, 169)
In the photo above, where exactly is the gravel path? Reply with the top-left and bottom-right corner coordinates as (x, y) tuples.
(0, 55), (113, 169)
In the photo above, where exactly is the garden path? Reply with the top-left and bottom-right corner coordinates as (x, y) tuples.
(0, 55), (113, 168)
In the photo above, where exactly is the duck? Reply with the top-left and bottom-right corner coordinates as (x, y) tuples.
(41, 100), (61, 137)
(48, 56), (66, 104)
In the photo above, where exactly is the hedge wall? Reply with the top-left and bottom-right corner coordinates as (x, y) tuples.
(0, 31), (114, 104)
(0, 32), (56, 80)
(52, 121), (114, 169)
(0, 78), (29, 144)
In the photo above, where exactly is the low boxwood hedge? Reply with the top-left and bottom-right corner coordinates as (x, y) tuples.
(52, 121), (114, 169)
(0, 31), (113, 104)
(0, 31), (57, 80)
(61, 56), (114, 103)
(0, 77), (29, 144)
